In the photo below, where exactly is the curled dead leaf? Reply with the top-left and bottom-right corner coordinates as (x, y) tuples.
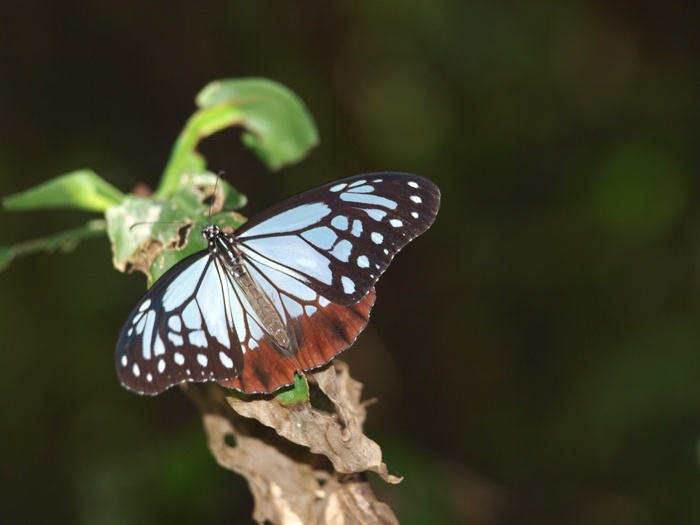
(182, 360), (400, 525)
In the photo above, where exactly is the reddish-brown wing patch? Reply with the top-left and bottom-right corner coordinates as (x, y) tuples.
(219, 289), (376, 393)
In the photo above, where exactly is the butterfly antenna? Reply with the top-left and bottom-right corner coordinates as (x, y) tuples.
(129, 221), (199, 231)
(207, 171), (225, 224)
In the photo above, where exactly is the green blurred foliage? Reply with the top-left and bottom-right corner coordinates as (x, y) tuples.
(2, 1), (700, 524)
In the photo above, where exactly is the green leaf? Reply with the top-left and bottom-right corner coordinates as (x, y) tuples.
(157, 78), (319, 197)
(3, 169), (125, 212)
(275, 373), (310, 405)
(197, 79), (319, 168)
(105, 172), (246, 283)
(0, 219), (106, 272)
(227, 373), (309, 404)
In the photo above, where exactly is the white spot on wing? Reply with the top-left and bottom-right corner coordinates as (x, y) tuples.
(331, 215), (349, 230)
(411, 211), (419, 218)
(219, 351), (234, 369)
(390, 219), (403, 228)
(330, 183), (347, 192)
(305, 305), (317, 316)
(189, 330), (207, 347)
(147, 373), (153, 382)
(340, 193), (397, 208)
(121, 355), (127, 367)
(132, 363), (140, 377)
(197, 354), (208, 367)
(408, 181), (419, 188)
(330, 239), (352, 262)
(142, 310), (156, 360)
(351, 220), (363, 237)
(348, 185), (374, 193)
(319, 297), (330, 307)
(174, 352), (185, 365)
(357, 255), (370, 268)
(158, 359), (165, 373)
(371, 232), (383, 244)
(135, 314), (146, 335)
(301, 227), (337, 250)
(168, 333), (184, 346)
(139, 299), (152, 312)
(168, 316), (182, 332)
(341, 276), (355, 294)
(154, 333), (166, 357)
(410, 195), (422, 203)
(365, 209), (387, 221)
(348, 179), (367, 188)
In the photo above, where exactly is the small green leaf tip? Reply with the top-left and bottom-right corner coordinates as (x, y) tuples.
(2, 170), (124, 212)
(3, 169), (125, 213)
(225, 373), (308, 404)
(275, 373), (309, 405)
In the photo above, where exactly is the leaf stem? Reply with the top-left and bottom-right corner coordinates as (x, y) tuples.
(0, 219), (106, 271)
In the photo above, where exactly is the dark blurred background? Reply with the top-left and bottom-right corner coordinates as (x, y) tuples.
(2, 1), (700, 524)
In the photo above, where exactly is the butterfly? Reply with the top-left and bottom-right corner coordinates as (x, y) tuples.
(116, 172), (440, 395)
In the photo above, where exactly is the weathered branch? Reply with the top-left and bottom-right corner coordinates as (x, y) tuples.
(182, 361), (400, 525)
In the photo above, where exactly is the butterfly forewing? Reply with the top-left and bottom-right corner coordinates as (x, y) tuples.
(116, 252), (244, 395)
(116, 172), (440, 395)
(235, 172), (440, 305)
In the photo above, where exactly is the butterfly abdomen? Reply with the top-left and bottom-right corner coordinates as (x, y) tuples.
(205, 224), (292, 349)
(230, 261), (291, 349)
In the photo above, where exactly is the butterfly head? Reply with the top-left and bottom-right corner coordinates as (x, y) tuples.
(202, 224), (238, 262)
(202, 224), (221, 243)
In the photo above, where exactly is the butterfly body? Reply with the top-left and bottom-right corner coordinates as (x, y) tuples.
(203, 224), (291, 348)
(116, 173), (440, 395)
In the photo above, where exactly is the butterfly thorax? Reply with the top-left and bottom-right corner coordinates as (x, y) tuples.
(202, 224), (291, 349)
(202, 225), (239, 264)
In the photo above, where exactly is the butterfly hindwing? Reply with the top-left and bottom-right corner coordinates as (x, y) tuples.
(218, 254), (377, 392)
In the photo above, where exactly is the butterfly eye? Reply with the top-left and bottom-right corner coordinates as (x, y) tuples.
(116, 172), (440, 395)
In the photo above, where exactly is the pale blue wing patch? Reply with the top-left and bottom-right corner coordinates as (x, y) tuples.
(242, 236), (333, 285)
(239, 202), (331, 237)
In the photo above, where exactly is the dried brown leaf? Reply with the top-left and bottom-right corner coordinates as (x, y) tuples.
(228, 362), (400, 483)
(182, 361), (400, 525)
